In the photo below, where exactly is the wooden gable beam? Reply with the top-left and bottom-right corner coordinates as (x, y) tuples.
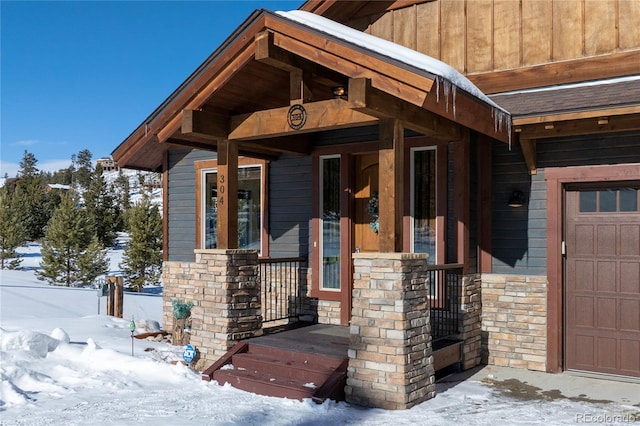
(181, 109), (228, 141)
(348, 78), (462, 141)
(255, 31), (346, 89)
(228, 99), (378, 140)
(240, 135), (312, 156)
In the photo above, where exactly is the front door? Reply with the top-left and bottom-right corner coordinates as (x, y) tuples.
(565, 185), (640, 378)
(354, 153), (379, 253)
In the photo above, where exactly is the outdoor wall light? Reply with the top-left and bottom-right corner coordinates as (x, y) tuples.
(508, 190), (526, 208)
(332, 85), (347, 99)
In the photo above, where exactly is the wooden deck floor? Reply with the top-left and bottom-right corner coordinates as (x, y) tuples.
(250, 323), (350, 359)
(250, 323), (463, 372)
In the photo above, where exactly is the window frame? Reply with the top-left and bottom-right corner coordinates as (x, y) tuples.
(195, 158), (269, 257)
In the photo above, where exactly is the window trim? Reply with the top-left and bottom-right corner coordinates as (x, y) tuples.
(319, 154), (342, 292)
(195, 158), (269, 257)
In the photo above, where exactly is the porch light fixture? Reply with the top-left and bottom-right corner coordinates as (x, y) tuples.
(332, 85), (347, 99)
(508, 190), (526, 208)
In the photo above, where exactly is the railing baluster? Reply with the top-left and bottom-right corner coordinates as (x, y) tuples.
(426, 263), (463, 342)
(258, 257), (308, 325)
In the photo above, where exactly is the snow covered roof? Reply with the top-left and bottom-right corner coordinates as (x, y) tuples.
(276, 10), (503, 112)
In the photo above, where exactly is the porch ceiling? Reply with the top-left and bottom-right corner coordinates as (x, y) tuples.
(112, 9), (510, 171)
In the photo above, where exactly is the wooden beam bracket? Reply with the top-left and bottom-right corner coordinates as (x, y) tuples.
(181, 109), (229, 141)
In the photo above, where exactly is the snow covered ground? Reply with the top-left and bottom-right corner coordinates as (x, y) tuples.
(1, 245), (637, 425)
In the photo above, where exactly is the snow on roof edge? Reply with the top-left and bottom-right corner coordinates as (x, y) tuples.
(276, 10), (505, 112)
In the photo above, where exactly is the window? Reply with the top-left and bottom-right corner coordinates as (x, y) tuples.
(411, 147), (437, 264)
(320, 156), (341, 290)
(579, 187), (639, 213)
(195, 159), (267, 255)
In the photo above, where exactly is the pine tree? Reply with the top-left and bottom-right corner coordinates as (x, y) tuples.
(0, 188), (27, 269)
(13, 175), (50, 241)
(36, 193), (109, 286)
(112, 170), (131, 231)
(18, 150), (39, 178)
(120, 192), (162, 292)
(74, 149), (93, 191)
(84, 164), (117, 247)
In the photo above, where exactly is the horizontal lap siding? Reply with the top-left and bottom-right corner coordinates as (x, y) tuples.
(492, 131), (640, 275)
(269, 155), (312, 258)
(167, 149), (215, 262)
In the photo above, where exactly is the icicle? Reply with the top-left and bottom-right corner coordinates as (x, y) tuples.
(435, 76), (441, 104)
(452, 85), (457, 118)
(443, 79), (451, 113)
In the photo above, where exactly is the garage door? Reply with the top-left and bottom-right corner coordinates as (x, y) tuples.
(565, 185), (640, 378)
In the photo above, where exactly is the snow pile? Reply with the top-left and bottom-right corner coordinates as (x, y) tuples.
(1, 244), (636, 425)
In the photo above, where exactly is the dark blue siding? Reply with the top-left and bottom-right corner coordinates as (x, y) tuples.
(492, 131), (640, 275)
(167, 149), (215, 262)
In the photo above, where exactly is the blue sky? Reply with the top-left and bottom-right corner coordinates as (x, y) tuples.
(1, 0), (301, 177)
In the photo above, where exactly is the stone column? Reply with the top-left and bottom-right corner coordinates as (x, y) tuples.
(163, 249), (262, 371)
(347, 253), (435, 410)
(460, 274), (482, 370)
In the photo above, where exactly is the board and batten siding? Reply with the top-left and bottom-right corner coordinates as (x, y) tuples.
(361, 0), (640, 75)
(492, 131), (640, 275)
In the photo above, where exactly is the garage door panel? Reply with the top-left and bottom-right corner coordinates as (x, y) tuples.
(596, 298), (617, 329)
(574, 296), (595, 327)
(575, 225), (595, 255)
(620, 224), (640, 256)
(596, 261), (616, 292)
(597, 337), (617, 370)
(596, 225), (617, 256)
(620, 299), (640, 332)
(575, 335), (595, 367)
(620, 339), (640, 373)
(574, 260), (594, 291)
(620, 262), (640, 293)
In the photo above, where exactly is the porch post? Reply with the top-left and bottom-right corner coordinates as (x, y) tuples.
(378, 119), (404, 253)
(453, 131), (470, 272)
(217, 139), (238, 249)
(347, 253), (435, 409)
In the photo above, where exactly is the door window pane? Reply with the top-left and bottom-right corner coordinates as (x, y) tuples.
(599, 189), (617, 212)
(321, 157), (340, 290)
(412, 149), (436, 265)
(620, 188), (638, 212)
(579, 191), (597, 212)
(204, 166), (262, 251)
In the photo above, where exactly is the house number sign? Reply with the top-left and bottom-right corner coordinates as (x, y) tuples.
(287, 104), (307, 130)
(218, 173), (225, 206)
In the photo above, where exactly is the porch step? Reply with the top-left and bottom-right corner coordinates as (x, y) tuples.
(202, 342), (348, 402)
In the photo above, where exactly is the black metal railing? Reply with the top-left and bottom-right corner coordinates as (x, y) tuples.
(258, 257), (308, 324)
(426, 263), (463, 341)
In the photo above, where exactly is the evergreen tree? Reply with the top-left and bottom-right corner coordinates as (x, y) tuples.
(18, 150), (39, 178)
(84, 164), (117, 247)
(120, 192), (162, 292)
(112, 170), (131, 231)
(0, 188), (27, 269)
(36, 193), (109, 286)
(13, 175), (49, 241)
(74, 149), (93, 190)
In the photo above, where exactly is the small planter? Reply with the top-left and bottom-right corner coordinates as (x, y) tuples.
(172, 299), (193, 346)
